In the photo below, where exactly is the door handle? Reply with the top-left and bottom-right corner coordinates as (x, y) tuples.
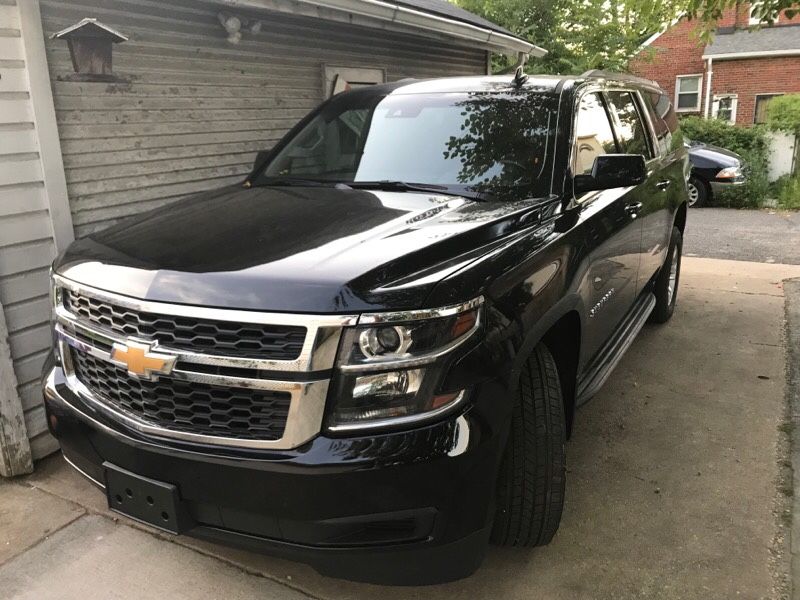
(656, 180), (672, 191)
(625, 201), (642, 217)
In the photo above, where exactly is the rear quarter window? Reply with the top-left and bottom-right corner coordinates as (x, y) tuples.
(644, 92), (681, 155)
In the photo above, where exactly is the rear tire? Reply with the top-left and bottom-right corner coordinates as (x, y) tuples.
(649, 226), (683, 324)
(491, 344), (566, 547)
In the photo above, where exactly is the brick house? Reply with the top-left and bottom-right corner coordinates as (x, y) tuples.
(630, 3), (800, 126)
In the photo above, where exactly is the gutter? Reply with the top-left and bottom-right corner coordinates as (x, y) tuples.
(222, 0), (544, 56)
(702, 49), (800, 60)
(704, 57), (713, 119)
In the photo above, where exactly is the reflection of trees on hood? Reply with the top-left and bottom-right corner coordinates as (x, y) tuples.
(443, 91), (556, 200)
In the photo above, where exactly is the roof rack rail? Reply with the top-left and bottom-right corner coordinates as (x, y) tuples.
(580, 69), (659, 88)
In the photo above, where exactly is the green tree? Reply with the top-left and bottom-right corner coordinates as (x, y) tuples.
(456, 0), (798, 73)
(455, 0), (681, 74)
(680, 0), (798, 39)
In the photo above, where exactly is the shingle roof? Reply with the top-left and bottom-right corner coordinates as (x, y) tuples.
(703, 24), (800, 57)
(394, 0), (516, 37)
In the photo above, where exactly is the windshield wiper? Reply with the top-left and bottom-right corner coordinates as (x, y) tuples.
(346, 180), (487, 200)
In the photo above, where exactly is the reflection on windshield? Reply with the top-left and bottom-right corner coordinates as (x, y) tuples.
(257, 89), (558, 199)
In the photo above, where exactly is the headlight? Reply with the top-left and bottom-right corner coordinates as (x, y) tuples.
(49, 270), (62, 362)
(326, 297), (483, 431)
(717, 166), (742, 179)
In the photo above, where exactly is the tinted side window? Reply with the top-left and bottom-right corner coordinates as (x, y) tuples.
(606, 91), (653, 159)
(573, 92), (617, 176)
(644, 91), (679, 155)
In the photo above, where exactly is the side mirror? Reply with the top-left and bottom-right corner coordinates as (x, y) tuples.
(573, 154), (646, 194)
(244, 149), (272, 184)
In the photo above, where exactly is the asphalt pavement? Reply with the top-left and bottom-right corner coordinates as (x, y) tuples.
(684, 208), (800, 264)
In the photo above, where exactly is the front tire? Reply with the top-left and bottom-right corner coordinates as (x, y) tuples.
(687, 176), (708, 208)
(649, 226), (683, 324)
(491, 344), (566, 547)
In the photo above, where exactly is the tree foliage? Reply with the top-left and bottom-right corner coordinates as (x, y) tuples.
(681, 0), (798, 39)
(455, 0), (798, 73)
(766, 94), (800, 135)
(441, 89), (558, 199)
(456, 0), (681, 74)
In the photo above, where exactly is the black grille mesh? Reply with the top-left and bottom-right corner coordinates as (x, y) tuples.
(63, 290), (306, 360)
(71, 349), (291, 441)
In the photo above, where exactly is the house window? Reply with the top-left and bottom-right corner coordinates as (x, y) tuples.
(749, 1), (776, 25)
(675, 75), (702, 112)
(324, 66), (385, 98)
(754, 93), (782, 124)
(712, 94), (738, 123)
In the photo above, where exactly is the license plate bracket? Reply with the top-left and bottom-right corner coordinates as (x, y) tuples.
(103, 462), (192, 534)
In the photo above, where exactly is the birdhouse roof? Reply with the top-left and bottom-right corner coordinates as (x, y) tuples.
(51, 18), (128, 42)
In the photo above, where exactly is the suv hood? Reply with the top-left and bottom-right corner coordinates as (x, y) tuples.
(56, 185), (546, 313)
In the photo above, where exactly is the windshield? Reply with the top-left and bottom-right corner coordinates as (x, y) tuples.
(255, 89), (558, 199)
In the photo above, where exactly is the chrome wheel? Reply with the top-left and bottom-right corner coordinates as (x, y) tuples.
(667, 245), (679, 304)
(687, 182), (699, 207)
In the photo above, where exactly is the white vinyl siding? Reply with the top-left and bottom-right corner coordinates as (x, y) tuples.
(40, 0), (488, 238)
(0, 0), (71, 470)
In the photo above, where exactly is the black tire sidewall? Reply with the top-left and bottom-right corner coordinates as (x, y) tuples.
(650, 226), (683, 323)
(491, 344), (566, 547)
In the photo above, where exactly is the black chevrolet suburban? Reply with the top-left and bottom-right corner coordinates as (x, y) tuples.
(43, 71), (688, 585)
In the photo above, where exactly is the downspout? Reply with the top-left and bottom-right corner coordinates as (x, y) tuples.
(704, 57), (713, 118)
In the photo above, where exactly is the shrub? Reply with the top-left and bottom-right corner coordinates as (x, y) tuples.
(772, 175), (800, 210)
(679, 116), (771, 209)
(766, 94), (800, 136)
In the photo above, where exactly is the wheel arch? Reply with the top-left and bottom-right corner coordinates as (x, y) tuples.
(540, 312), (581, 437)
(674, 200), (687, 235)
(508, 295), (584, 438)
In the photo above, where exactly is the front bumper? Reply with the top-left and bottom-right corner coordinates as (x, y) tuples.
(710, 177), (746, 195)
(43, 361), (507, 585)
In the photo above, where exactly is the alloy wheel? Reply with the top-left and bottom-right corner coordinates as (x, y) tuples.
(687, 182), (699, 207)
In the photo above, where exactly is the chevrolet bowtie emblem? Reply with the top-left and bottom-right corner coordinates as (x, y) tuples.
(111, 339), (177, 380)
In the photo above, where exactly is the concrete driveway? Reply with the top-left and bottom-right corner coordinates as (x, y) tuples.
(2, 257), (800, 599)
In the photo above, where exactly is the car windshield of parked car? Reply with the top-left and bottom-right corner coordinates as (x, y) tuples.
(256, 89), (558, 199)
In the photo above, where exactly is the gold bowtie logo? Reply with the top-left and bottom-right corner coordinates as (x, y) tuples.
(111, 339), (176, 380)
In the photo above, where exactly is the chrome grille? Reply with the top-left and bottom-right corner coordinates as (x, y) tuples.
(71, 348), (291, 441)
(53, 275), (358, 450)
(64, 289), (306, 360)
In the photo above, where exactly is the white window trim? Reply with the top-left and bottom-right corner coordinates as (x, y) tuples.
(712, 94), (738, 123)
(675, 74), (703, 112)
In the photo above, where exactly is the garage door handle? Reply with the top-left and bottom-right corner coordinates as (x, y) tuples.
(656, 180), (672, 191)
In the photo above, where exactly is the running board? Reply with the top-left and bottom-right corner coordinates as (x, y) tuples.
(576, 292), (656, 406)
